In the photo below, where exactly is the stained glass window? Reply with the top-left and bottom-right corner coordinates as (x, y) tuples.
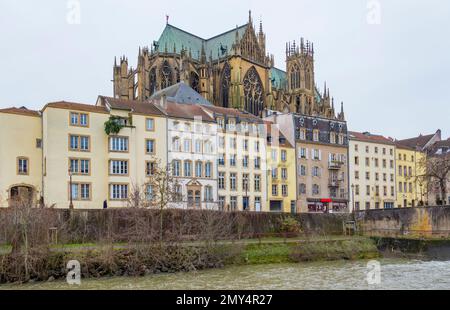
(243, 66), (264, 116)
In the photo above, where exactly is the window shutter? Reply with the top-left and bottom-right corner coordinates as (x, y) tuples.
(319, 150), (322, 161)
(305, 148), (309, 159)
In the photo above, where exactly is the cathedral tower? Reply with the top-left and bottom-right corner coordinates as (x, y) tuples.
(285, 38), (315, 114)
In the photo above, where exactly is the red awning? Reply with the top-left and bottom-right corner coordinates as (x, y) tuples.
(321, 198), (333, 203)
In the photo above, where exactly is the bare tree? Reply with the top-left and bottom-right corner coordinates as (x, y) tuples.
(416, 154), (450, 205)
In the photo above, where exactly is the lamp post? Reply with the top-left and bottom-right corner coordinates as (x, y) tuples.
(351, 184), (355, 213)
(68, 166), (74, 210)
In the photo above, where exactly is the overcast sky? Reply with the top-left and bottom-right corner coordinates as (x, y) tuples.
(0, 0), (449, 139)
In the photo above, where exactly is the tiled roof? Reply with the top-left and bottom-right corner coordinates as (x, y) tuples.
(150, 82), (212, 106)
(264, 121), (293, 148)
(349, 131), (395, 145)
(164, 101), (215, 122)
(396, 133), (437, 150)
(156, 24), (248, 61)
(0, 106), (40, 117)
(43, 101), (109, 114)
(98, 96), (165, 116)
(200, 105), (264, 123)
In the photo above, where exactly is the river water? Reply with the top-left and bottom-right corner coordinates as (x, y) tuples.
(2, 259), (450, 290)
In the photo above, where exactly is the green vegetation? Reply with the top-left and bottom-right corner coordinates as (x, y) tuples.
(104, 116), (125, 135)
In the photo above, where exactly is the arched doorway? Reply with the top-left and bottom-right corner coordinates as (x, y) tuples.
(8, 185), (35, 207)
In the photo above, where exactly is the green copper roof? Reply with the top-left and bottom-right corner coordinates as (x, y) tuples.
(156, 24), (248, 61)
(270, 67), (287, 90)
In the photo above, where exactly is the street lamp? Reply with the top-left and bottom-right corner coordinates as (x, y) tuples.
(68, 166), (74, 210)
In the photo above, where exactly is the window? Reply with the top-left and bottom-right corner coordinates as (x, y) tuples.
(271, 167), (278, 179)
(69, 158), (90, 175)
(408, 167), (412, 177)
(230, 173), (237, 191)
(219, 172), (225, 189)
(243, 155), (249, 168)
(70, 112), (89, 127)
(409, 182), (413, 193)
(355, 171), (359, 180)
(366, 146), (369, 153)
(355, 156), (359, 165)
(146, 161), (156, 176)
(184, 139), (192, 152)
(254, 175), (261, 192)
(110, 184), (128, 200)
(281, 168), (287, 180)
(172, 160), (181, 177)
(313, 130), (319, 142)
(390, 160), (394, 169)
(218, 196), (225, 210)
(299, 128), (306, 140)
(242, 174), (249, 191)
(391, 186), (395, 197)
(17, 157), (29, 175)
(375, 186), (380, 196)
(390, 149), (393, 156)
(110, 160), (128, 175)
(271, 149), (277, 161)
(313, 149), (320, 160)
(145, 185), (153, 201)
(272, 185), (278, 196)
(70, 183), (91, 201)
(184, 161), (192, 177)
(205, 162), (212, 178)
(70, 135), (90, 152)
(146, 139), (155, 154)
(383, 186), (387, 196)
(254, 157), (261, 169)
(282, 185), (288, 197)
(217, 118), (225, 130)
(312, 166), (320, 177)
(375, 158), (379, 167)
(375, 147), (378, 154)
(399, 182), (403, 193)
(312, 184), (320, 195)
(382, 148), (386, 155)
(300, 165), (307, 176)
(255, 141), (260, 152)
(366, 185), (370, 196)
(204, 186), (213, 202)
(172, 137), (181, 152)
(281, 150), (287, 162)
(146, 118), (155, 131)
(365, 157), (370, 167)
(218, 154), (225, 166)
(230, 154), (237, 167)
(195, 161), (203, 178)
(300, 148), (307, 159)
(330, 132), (336, 144)
(383, 159), (387, 168)
(195, 140), (203, 153)
(109, 136), (128, 152)
(36, 139), (42, 148)
(355, 144), (359, 152)
(391, 174), (394, 182)
(355, 185), (360, 195)
(299, 183), (306, 194)
(230, 196), (237, 211)
(243, 139), (249, 151)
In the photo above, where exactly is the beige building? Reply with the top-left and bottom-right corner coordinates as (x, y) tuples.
(0, 107), (43, 207)
(266, 111), (349, 213)
(349, 132), (396, 211)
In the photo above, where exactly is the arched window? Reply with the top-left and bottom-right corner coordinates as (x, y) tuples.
(290, 64), (300, 90)
(190, 71), (200, 93)
(305, 69), (312, 90)
(149, 67), (157, 95)
(160, 60), (173, 89)
(220, 62), (231, 108)
(243, 66), (264, 116)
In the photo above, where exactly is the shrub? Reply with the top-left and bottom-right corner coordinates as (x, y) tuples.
(279, 217), (302, 235)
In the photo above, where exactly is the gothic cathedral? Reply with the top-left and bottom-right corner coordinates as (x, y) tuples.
(113, 11), (345, 120)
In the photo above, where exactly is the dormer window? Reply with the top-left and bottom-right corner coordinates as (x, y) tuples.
(217, 118), (225, 130)
(228, 118), (236, 131)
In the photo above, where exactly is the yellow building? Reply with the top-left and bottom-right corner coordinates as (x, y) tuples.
(0, 107), (43, 207)
(265, 122), (296, 213)
(395, 144), (427, 208)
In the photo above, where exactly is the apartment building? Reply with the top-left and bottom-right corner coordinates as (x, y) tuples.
(201, 106), (267, 212)
(266, 112), (349, 213)
(0, 107), (43, 207)
(348, 131), (396, 211)
(165, 101), (219, 209)
(265, 122), (297, 213)
(395, 144), (427, 208)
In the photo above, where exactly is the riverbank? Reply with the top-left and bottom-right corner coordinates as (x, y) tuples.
(0, 236), (379, 284)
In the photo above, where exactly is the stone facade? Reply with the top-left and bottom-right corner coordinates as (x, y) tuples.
(112, 11), (345, 120)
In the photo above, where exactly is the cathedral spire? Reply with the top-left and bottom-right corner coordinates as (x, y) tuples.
(248, 10), (252, 24)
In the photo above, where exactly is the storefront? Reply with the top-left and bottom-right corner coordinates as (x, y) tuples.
(307, 198), (348, 213)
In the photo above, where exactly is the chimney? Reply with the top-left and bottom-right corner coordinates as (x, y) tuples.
(159, 94), (167, 110)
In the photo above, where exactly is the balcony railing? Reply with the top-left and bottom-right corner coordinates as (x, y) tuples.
(328, 160), (344, 170)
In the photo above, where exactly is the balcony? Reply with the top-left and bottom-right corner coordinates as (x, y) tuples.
(328, 160), (344, 170)
(328, 178), (344, 188)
